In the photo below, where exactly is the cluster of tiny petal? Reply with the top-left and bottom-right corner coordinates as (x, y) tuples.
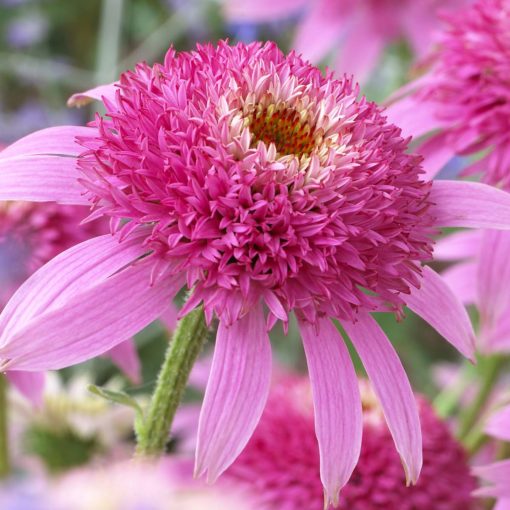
(77, 41), (433, 325)
(419, 0), (510, 188)
(225, 378), (476, 510)
(0, 202), (100, 304)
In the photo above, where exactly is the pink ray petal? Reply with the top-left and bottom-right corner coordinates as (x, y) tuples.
(6, 370), (45, 407)
(106, 338), (141, 384)
(433, 230), (481, 261)
(0, 155), (87, 204)
(485, 309), (510, 353)
(441, 262), (478, 306)
(195, 302), (271, 483)
(293, 0), (346, 64)
(299, 317), (362, 507)
(474, 460), (510, 499)
(342, 311), (422, 485)
(67, 83), (118, 108)
(429, 180), (510, 230)
(334, 24), (385, 84)
(478, 231), (510, 328)
(384, 97), (443, 140)
(0, 259), (182, 371)
(485, 405), (510, 442)
(0, 231), (149, 343)
(0, 126), (95, 159)
(405, 266), (475, 360)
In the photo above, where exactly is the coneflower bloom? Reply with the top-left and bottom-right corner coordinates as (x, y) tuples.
(226, 376), (477, 509)
(295, 0), (470, 83)
(1, 41), (510, 504)
(474, 404), (510, 509)
(0, 201), (141, 403)
(434, 229), (510, 354)
(386, 0), (510, 185)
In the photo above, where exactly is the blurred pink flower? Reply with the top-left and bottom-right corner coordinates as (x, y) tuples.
(1, 40), (510, 503)
(474, 404), (510, 508)
(0, 200), (141, 402)
(435, 229), (510, 354)
(295, 0), (469, 83)
(226, 376), (477, 509)
(224, 0), (467, 82)
(386, 0), (510, 185)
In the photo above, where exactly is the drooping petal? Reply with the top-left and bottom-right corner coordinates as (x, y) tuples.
(195, 302), (271, 482)
(0, 231), (149, 343)
(478, 231), (510, 328)
(67, 83), (118, 108)
(0, 259), (182, 371)
(429, 181), (510, 229)
(342, 311), (422, 485)
(299, 317), (362, 506)
(0, 126), (95, 159)
(485, 310), (510, 353)
(0, 155), (87, 204)
(433, 230), (481, 261)
(405, 266), (476, 360)
(6, 370), (45, 407)
(485, 405), (510, 442)
(441, 262), (478, 306)
(106, 338), (141, 384)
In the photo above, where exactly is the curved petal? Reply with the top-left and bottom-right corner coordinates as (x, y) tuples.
(485, 405), (510, 442)
(485, 310), (510, 353)
(6, 370), (45, 407)
(299, 317), (362, 506)
(474, 460), (510, 499)
(433, 230), (481, 261)
(195, 302), (271, 482)
(0, 155), (87, 204)
(0, 126), (95, 159)
(405, 266), (476, 361)
(341, 311), (422, 485)
(0, 231), (149, 343)
(478, 231), (510, 327)
(441, 262), (478, 306)
(0, 260), (182, 371)
(106, 338), (141, 384)
(67, 83), (118, 108)
(429, 181), (510, 230)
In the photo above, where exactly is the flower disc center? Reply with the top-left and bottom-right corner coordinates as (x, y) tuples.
(247, 103), (316, 157)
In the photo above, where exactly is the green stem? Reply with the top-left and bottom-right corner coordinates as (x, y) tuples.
(0, 374), (9, 478)
(458, 355), (505, 441)
(135, 306), (208, 456)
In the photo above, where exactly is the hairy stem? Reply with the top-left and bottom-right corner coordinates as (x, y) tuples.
(135, 306), (208, 456)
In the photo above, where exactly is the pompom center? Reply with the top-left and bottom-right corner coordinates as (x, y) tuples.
(246, 101), (317, 157)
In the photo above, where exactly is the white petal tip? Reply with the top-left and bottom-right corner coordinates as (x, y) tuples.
(324, 489), (340, 509)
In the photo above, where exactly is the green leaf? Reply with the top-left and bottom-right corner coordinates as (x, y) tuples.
(88, 385), (143, 415)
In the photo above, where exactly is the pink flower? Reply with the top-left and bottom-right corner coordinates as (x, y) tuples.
(224, 0), (467, 83)
(474, 405), (510, 508)
(1, 41), (510, 504)
(386, 0), (510, 185)
(226, 376), (477, 509)
(434, 229), (510, 354)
